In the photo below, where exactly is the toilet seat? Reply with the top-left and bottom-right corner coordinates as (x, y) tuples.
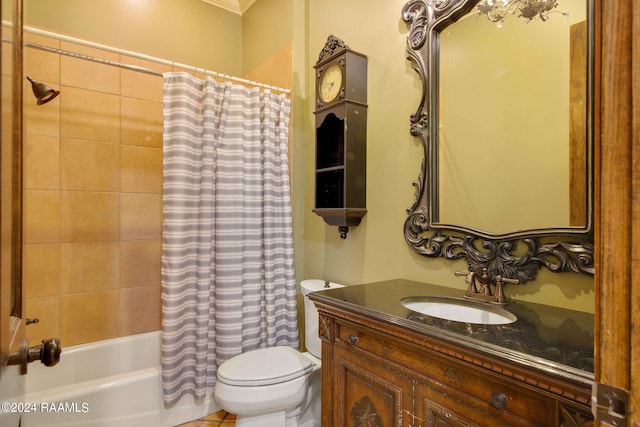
(217, 346), (314, 387)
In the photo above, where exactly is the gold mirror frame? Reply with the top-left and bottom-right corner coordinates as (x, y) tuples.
(401, 0), (594, 283)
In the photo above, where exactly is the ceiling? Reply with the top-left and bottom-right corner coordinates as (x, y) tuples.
(200, 0), (258, 15)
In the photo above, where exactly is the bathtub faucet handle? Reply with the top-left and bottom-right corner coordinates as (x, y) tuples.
(7, 337), (61, 375)
(33, 338), (62, 368)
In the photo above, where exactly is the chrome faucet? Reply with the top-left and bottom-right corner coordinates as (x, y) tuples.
(455, 268), (519, 305)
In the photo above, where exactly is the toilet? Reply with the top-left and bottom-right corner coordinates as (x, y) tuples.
(214, 279), (344, 427)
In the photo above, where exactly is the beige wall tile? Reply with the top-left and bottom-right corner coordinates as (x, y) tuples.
(60, 86), (120, 143)
(60, 191), (120, 242)
(24, 48), (60, 90)
(120, 57), (167, 102)
(60, 139), (120, 191)
(120, 193), (162, 241)
(120, 145), (162, 193)
(24, 87), (60, 137)
(23, 33), (174, 345)
(60, 41), (121, 62)
(61, 291), (119, 346)
(61, 46), (120, 94)
(120, 240), (161, 288)
(23, 243), (60, 299)
(25, 134), (60, 190)
(118, 286), (161, 336)
(59, 42), (120, 90)
(25, 296), (61, 344)
(243, 43), (293, 91)
(121, 70), (163, 102)
(25, 189), (60, 243)
(121, 97), (163, 148)
(60, 242), (119, 294)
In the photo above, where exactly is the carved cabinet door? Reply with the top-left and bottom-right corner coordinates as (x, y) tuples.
(333, 345), (412, 427)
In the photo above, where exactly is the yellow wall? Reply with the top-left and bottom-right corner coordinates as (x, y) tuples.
(301, 0), (594, 312)
(242, 0), (292, 74)
(24, 0), (243, 76)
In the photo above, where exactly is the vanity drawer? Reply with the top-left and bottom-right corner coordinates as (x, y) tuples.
(336, 321), (394, 357)
(413, 364), (555, 426)
(414, 380), (554, 427)
(335, 319), (556, 426)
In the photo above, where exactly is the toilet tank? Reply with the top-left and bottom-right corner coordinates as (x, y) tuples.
(301, 280), (345, 358)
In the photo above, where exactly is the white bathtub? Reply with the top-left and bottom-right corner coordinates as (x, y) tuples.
(22, 331), (220, 427)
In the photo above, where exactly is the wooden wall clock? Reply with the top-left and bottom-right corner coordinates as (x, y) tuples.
(313, 35), (368, 239)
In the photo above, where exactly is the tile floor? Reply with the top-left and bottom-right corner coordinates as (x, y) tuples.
(176, 410), (236, 426)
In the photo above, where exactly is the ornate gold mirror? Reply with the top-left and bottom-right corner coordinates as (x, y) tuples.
(402, 0), (594, 283)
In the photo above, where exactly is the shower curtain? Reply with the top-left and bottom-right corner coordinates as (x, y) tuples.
(160, 72), (299, 407)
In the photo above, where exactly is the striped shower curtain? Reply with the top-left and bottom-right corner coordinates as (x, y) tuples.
(160, 72), (299, 407)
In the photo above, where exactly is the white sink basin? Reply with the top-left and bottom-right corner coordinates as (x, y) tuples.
(401, 296), (517, 325)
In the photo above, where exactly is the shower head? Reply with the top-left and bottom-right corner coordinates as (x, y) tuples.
(26, 75), (60, 105)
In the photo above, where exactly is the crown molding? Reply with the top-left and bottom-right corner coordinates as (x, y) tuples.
(200, 0), (258, 15)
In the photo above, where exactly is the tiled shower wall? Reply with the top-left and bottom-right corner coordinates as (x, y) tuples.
(23, 32), (166, 346)
(22, 30), (294, 348)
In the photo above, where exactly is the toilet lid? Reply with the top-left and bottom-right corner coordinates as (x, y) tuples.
(217, 346), (314, 387)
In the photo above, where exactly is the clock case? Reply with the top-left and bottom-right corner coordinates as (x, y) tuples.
(313, 36), (368, 239)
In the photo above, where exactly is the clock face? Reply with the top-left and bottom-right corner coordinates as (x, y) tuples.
(319, 63), (343, 103)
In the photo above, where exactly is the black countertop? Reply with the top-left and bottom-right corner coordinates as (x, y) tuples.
(309, 279), (594, 382)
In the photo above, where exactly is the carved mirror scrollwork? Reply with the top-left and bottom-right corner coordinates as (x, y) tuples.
(401, 0), (594, 283)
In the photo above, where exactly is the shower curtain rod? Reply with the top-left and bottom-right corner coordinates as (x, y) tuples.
(22, 25), (291, 95)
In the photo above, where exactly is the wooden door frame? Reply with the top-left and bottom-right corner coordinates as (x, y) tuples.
(596, 0), (638, 424)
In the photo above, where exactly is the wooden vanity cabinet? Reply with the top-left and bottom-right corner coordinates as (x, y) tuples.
(316, 307), (593, 427)
(332, 344), (413, 426)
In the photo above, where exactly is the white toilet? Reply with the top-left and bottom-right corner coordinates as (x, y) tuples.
(214, 279), (344, 427)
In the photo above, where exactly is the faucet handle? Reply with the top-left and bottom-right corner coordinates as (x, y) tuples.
(496, 275), (520, 285)
(33, 338), (62, 367)
(494, 275), (519, 304)
(8, 338), (61, 375)
(456, 271), (478, 294)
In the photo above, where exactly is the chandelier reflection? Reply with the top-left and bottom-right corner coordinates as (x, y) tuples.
(476, 0), (570, 27)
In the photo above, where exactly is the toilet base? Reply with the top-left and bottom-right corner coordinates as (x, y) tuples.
(235, 404), (319, 427)
(218, 369), (322, 427)
(227, 369), (320, 427)
(235, 410), (287, 427)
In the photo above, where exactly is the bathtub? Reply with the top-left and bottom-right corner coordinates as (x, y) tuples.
(22, 331), (220, 427)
